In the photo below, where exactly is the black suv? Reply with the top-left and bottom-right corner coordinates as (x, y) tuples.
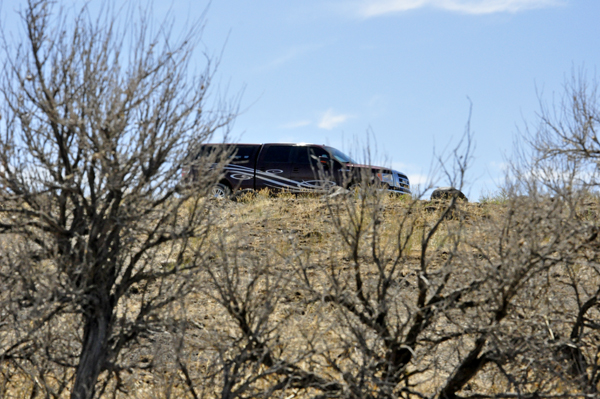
(191, 143), (410, 197)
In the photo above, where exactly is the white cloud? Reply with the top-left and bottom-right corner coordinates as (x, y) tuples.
(318, 108), (354, 130)
(359, 0), (427, 15)
(355, 0), (564, 17)
(280, 120), (311, 129)
(258, 44), (325, 71)
(489, 160), (510, 172)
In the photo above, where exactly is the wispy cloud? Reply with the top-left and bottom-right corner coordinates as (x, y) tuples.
(258, 44), (325, 71)
(355, 0), (564, 17)
(318, 108), (354, 130)
(280, 120), (311, 129)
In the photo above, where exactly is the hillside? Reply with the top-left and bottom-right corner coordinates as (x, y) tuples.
(5, 189), (598, 398)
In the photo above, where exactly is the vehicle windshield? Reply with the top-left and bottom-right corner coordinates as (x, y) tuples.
(324, 146), (357, 164)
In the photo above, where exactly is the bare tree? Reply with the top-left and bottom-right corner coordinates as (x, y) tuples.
(0, 1), (235, 398)
(524, 68), (600, 189)
(169, 130), (477, 399)
(508, 68), (600, 397)
(181, 105), (600, 399)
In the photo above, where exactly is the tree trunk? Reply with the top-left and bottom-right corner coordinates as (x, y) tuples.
(71, 300), (112, 399)
(438, 337), (487, 399)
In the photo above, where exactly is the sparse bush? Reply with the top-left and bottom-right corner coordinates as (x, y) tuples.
(0, 1), (235, 398)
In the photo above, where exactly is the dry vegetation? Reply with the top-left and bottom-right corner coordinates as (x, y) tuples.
(3, 189), (600, 398)
(1, 1), (600, 398)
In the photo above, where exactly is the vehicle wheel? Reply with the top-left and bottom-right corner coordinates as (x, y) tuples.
(211, 183), (231, 199)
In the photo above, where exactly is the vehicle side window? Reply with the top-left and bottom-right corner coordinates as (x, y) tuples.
(295, 146), (328, 164)
(231, 146), (257, 164)
(262, 145), (293, 163)
(295, 147), (310, 164)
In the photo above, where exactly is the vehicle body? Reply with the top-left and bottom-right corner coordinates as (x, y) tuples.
(191, 143), (410, 196)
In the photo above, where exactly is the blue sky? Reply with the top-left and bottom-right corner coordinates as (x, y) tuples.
(2, 0), (599, 199)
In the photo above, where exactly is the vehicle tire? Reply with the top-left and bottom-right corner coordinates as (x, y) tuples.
(211, 183), (231, 199)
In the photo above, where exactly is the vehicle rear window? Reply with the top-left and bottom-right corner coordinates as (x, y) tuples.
(262, 145), (293, 163)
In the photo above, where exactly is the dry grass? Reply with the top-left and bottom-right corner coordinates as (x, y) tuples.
(2, 192), (600, 398)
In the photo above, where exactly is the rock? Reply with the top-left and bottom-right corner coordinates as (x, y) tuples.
(431, 187), (468, 202)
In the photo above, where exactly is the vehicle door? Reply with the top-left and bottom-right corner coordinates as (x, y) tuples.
(290, 145), (336, 191)
(255, 144), (295, 191)
(225, 145), (260, 190)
